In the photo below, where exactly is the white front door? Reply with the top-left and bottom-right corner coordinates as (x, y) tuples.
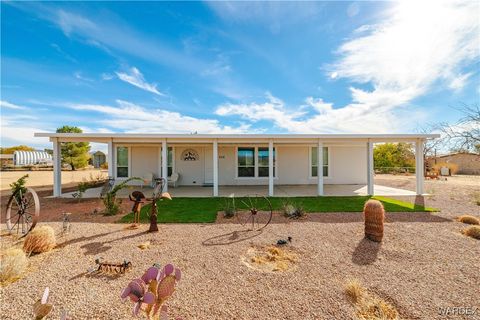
(204, 147), (213, 184)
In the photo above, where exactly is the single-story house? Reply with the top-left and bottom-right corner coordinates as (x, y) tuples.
(426, 152), (480, 175)
(34, 133), (439, 197)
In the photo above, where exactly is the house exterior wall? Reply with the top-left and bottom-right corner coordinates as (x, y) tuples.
(120, 143), (368, 186)
(131, 146), (159, 180)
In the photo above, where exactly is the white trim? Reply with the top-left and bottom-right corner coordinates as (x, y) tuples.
(234, 146), (278, 179)
(415, 139), (424, 195)
(213, 140), (219, 196)
(309, 146), (331, 179)
(107, 139), (114, 178)
(268, 140), (274, 196)
(162, 140), (168, 192)
(36, 133), (440, 140)
(53, 138), (61, 197)
(367, 140), (374, 195)
(317, 141), (324, 196)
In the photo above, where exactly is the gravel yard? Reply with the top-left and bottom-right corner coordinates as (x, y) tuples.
(1, 175), (479, 319)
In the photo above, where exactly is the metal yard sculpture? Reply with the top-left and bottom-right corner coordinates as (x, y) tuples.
(6, 175), (40, 237)
(148, 178), (172, 232)
(129, 191), (146, 228)
(234, 194), (273, 231)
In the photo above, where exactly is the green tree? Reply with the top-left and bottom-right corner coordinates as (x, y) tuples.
(0, 145), (35, 154)
(374, 143), (415, 172)
(56, 126), (90, 170)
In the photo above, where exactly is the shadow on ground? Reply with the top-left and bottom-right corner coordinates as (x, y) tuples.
(352, 238), (382, 265)
(202, 229), (263, 246)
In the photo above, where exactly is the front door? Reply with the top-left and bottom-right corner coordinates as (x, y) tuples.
(204, 147), (213, 185)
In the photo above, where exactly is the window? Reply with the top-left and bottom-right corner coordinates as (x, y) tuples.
(237, 147), (255, 177)
(311, 147), (328, 177)
(258, 147), (275, 177)
(116, 147), (129, 178)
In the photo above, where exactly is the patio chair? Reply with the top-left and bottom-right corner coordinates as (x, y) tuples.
(168, 172), (180, 188)
(142, 173), (155, 189)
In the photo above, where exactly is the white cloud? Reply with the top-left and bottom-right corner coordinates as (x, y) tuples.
(215, 0), (478, 134)
(449, 72), (473, 91)
(331, 0), (478, 103)
(0, 100), (28, 110)
(115, 67), (164, 96)
(68, 100), (252, 134)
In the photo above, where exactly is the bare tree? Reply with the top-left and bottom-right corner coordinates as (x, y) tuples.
(438, 103), (480, 152)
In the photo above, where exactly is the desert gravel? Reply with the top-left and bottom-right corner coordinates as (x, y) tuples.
(1, 175), (479, 319)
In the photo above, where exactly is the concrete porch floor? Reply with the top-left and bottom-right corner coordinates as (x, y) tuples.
(59, 184), (416, 198)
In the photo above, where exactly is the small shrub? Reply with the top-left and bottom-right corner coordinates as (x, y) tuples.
(462, 226), (480, 240)
(23, 226), (56, 254)
(345, 279), (398, 320)
(457, 215), (480, 225)
(282, 200), (306, 219)
(0, 248), (27, 285)
(473, 192), (480, 206)
(223, 198), (236, 218)
(103, 177), (141, 216)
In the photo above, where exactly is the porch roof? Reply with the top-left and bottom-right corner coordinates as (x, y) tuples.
(35, 133), (439, 144)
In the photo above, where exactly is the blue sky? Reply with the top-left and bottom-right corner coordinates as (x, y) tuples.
(1, 1), (479, 149)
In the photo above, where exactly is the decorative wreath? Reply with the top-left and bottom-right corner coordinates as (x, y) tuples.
(181, 149), (199, 161)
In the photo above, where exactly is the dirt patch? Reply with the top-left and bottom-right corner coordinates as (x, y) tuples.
(241, 245), (298, 272)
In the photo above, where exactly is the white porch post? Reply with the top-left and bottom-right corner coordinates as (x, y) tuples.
(213, 139), (219, 197)
(162, 139), (168, 192)
(107, 139), (114, 178)
(415, 139), (425, 195)
(268, 140), (274, 196)
(367, 140), (374, 195)
(317, 141), (324, 196)
(53, 138), (62, 197)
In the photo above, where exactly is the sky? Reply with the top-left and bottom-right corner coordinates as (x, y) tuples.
(1, 1), (479, 151)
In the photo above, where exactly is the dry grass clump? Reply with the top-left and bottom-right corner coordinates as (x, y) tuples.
(244, 245), (297, 272)
(462, 226), (480, 240)
(345, 279), (364, 303)
(0, 248), (28, 286)
(345, 279), (399, 320)
(433, 162), (459, 175)
(23, 226), (56, 254)
(457, 215), (479, 225)
(137, 241), (151, 250)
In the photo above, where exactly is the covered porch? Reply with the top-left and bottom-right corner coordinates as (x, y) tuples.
(59, 183), (417, 198)
(34, 133), (438, 198)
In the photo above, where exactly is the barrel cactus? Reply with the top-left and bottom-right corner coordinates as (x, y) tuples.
(363, 199), (385, 242)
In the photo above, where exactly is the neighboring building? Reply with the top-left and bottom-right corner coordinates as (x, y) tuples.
(91, 151), (106, 168)
(0, 154), (14, 167)
(13, 150), (53, 166)
(35, 133), (439, 197)
(427, 152), (480, 175)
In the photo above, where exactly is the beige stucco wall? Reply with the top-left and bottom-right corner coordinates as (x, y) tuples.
(174, 146), (207, 186)
(130, 146), (159, 182)
(122, 144), (368, 186)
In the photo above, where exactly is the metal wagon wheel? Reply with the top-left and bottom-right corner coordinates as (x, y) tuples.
(6, 187), (40, 236)
(235, 194), (273, 231)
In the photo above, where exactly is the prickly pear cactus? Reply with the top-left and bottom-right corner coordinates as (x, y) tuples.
(121, 263), (181, 319)
(33, 287), (53, 320)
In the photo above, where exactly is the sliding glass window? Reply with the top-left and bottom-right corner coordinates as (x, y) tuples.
(237, 147), (255, 177)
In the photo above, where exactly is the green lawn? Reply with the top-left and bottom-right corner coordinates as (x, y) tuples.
(119, 196), (436, 224)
